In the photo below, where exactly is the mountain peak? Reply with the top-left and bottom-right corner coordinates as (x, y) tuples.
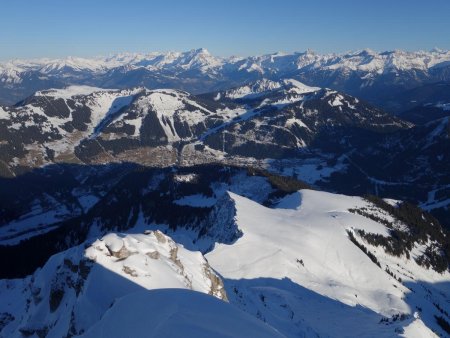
(193, 47), (211, 55)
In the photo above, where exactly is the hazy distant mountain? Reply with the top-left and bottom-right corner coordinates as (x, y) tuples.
(2, 48), (450, 112)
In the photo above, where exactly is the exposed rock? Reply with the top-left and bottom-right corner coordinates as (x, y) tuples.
(153, 230), (167, 244)
(146, 251), (160, 259)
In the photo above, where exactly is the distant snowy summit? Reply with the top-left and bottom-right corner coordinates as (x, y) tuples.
(1, 48), (450, 109)
(2, 48), (450, 80)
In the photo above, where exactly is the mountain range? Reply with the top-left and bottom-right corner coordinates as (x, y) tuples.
(2, 48), (450, 113)
(1, 51), (450, 337)
(1, 79), (447, 227)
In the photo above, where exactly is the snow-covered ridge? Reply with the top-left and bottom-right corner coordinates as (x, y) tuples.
(1, 48), (450, 85)
(0, 48), (224, 83)
(0, 230), (227, 337)
(224, 78), (320, 99)
(35, 85), (111, 99)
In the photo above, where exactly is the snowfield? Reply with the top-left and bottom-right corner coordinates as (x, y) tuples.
(79, 289), (285, 338)
(206, 190), (450, 337)
(35, 86), (109, 99)
(0, 230), (227, 337)
(0, 188), (449, 337)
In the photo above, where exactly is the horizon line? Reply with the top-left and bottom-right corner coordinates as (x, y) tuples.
(1, 47), (449, 63)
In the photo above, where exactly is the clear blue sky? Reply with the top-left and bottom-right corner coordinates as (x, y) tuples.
(0, 0), (449, 60)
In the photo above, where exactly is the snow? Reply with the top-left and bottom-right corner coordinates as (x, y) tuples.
(0, 231), (227, 337)
(123, 117), (143, 136)
(225, 78), (319, 100)
(226, 79), (283, 99)
(84, 231), (218, 294)
(0, 186), (448, 337)
(173, 173), (197, 183)
(133, 89), (214, 142)
(435, 102), (450, 111)
(180, 48), (224, 72)
(36, 85), (108, 99)
(0, 106), (9, 119)
(80, 289), (285, 338)
(267, 156), (348, 185)
(208, 191), (397, 310)
(102, 233), (125, 253)
(90, 94), (136, 137)
(421, 198), (450, 211)
(401, 318), (437, 338)
(285, 117), (310, 130)
(383, 198), (401, 207)
(2, 49), (450, 88)
(247, 63), (265, 73)
(206, 190), (445, 337)
(5, 86), (146, 159)
(329, 94), (345, 107)
(87, 89), (141, 136)
(6, 86), (145, 158)
(145, 90), (185, 114)
(0, 196), (72, 245)
(283, 79), (320, 94)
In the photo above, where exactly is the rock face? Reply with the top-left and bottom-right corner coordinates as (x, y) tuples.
(0, 231), (227, 338)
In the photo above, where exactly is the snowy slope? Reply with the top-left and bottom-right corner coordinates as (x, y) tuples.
(206, 190), (450, 337)
(220, 79), (321, 109)
(222, 79), (320, 100)
(0, 230), (227, 337)
(1, 176), (449, 337)
(80, 289), (285, 338)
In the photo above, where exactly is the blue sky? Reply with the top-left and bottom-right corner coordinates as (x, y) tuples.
(0, 0), (449, 60)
